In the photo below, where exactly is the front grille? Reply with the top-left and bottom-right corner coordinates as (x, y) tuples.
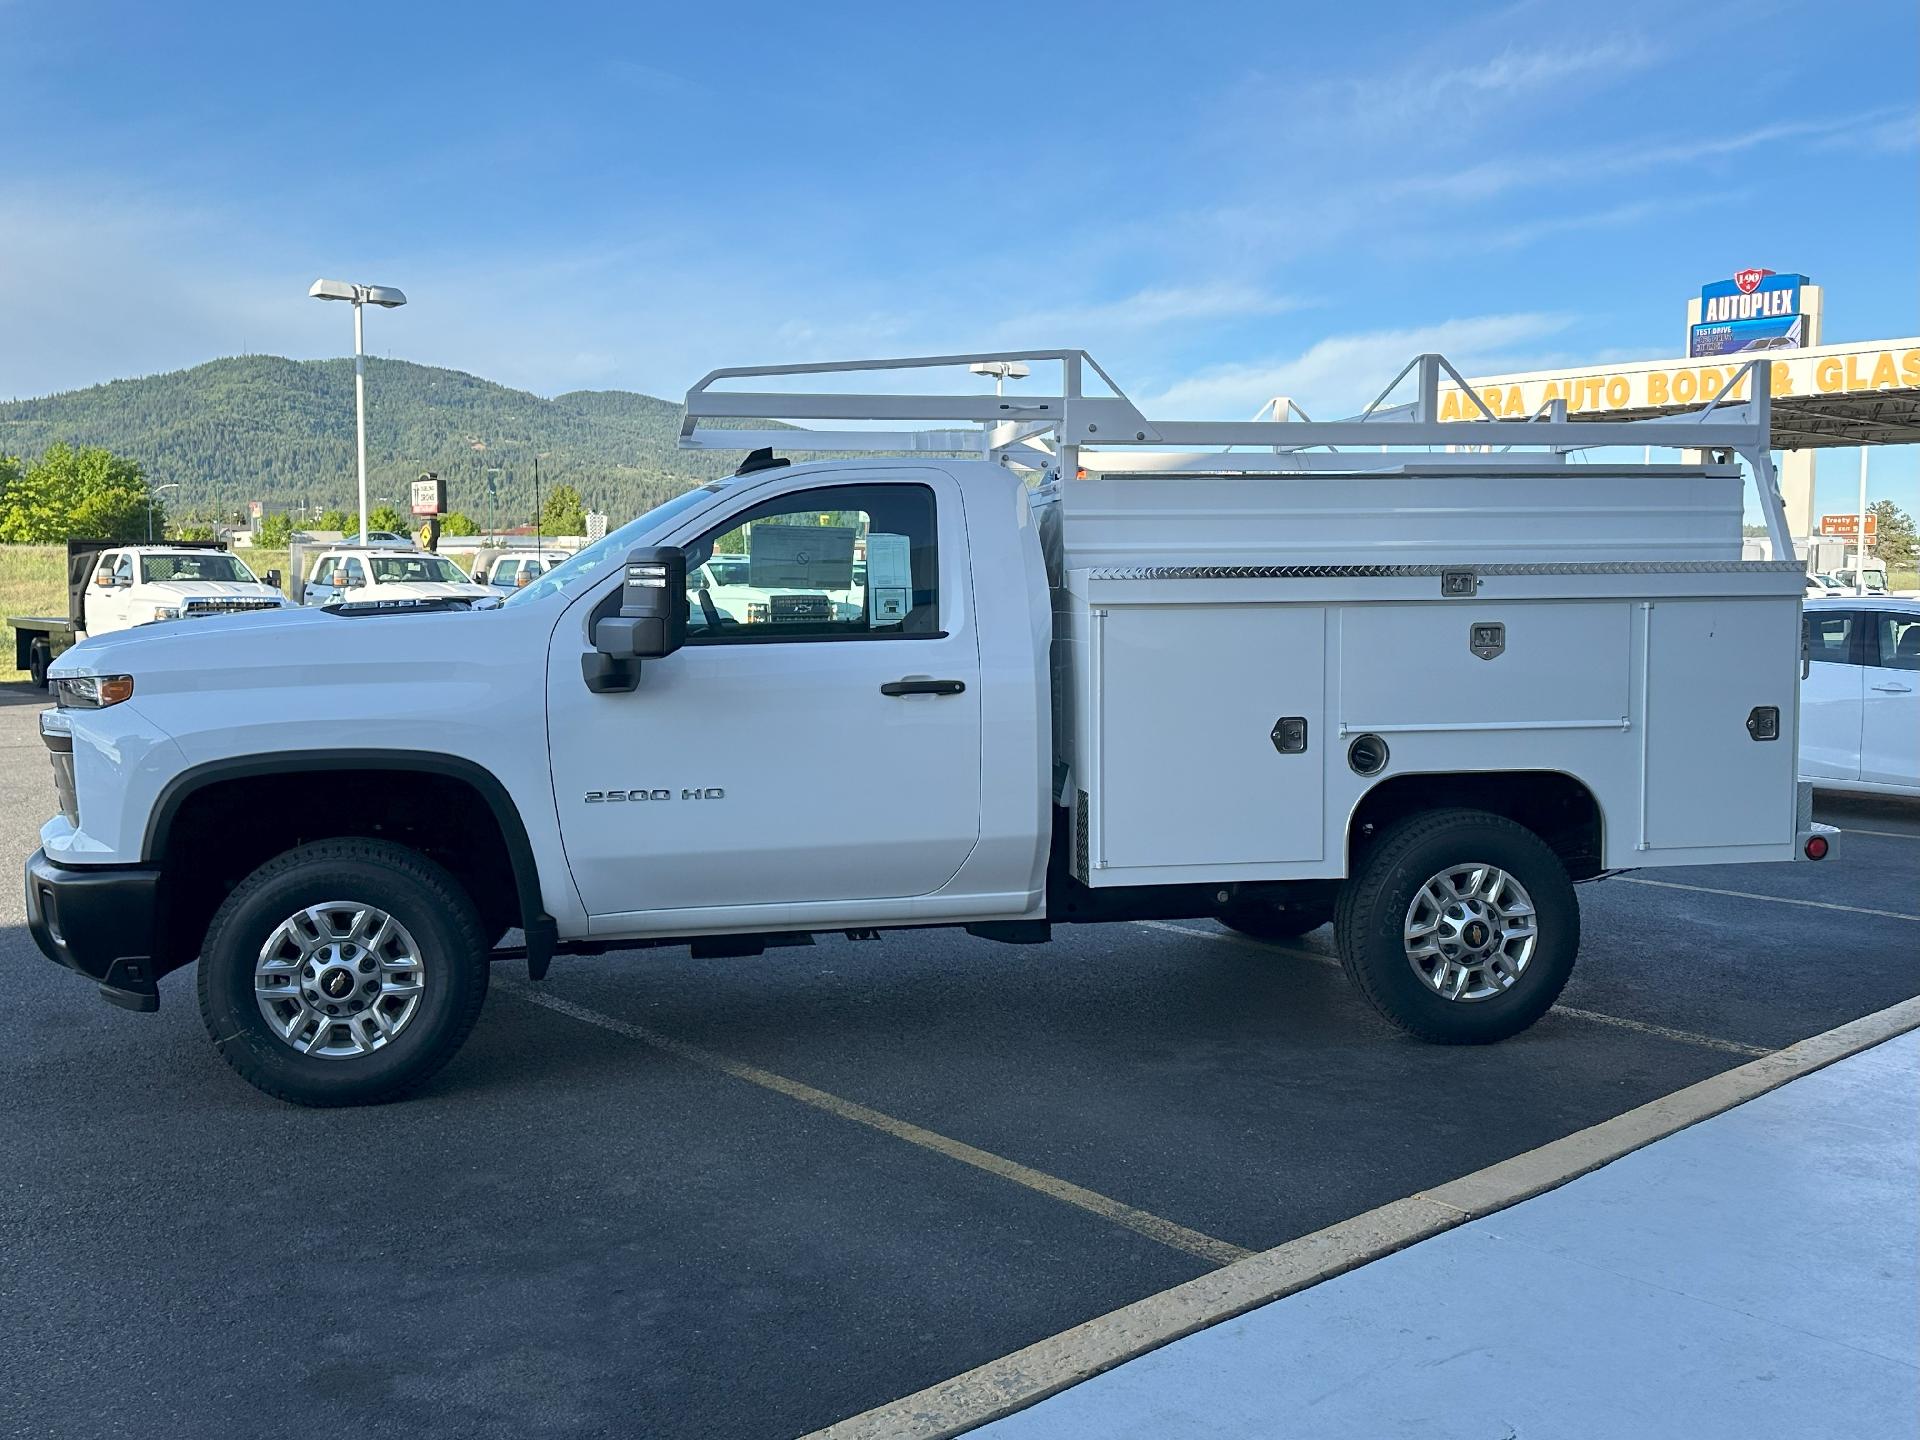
(184, 598), (282, 616)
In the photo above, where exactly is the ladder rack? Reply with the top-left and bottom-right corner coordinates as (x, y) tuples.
(680, 349), (1793, 552)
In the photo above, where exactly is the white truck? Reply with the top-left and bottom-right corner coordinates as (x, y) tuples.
(24, 350), (1833, 1107)
(8, 540), (289, 687)
(294, 545), (497, 607)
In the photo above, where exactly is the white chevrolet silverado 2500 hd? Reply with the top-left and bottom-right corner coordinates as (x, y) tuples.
(24, 350), (1834, 1106)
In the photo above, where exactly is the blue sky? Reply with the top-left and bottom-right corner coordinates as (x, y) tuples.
(3, 0), (1916, 514)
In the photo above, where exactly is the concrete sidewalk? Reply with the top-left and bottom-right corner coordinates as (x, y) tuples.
(976, 1029), (1920, 1440)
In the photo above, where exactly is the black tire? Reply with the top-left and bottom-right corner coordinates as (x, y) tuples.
(1218, 900), (1332, 941)
(27, 639), (51, 689)
(197, 838), (490, 1106)
(1334, 808), (1578, 1044)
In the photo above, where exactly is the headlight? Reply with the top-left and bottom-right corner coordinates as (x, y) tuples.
(150, 606), (181, 622)
(54, 675), (134, 709)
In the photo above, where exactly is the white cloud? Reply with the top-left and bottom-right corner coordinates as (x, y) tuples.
(999, 284), (1303, 337)
(1143, 312), (1575, 419)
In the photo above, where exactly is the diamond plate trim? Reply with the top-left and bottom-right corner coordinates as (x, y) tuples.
(1086, 560), (1807, 580)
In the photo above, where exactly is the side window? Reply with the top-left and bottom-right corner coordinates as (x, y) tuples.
(111, 553), (133, 585)
(1804, 612), (1859, 666)
(682, 483), (938, 642)
(344, 559), (367, 587)
(495, 560), (519, 585)
(1876, 613), (1920, 672)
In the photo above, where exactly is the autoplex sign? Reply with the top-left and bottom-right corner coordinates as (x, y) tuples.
(1439, 339), (1920, 422)
(1689, 270), (1809, 358)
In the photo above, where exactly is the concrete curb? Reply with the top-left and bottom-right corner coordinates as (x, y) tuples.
(802, 994), (1920, 1440)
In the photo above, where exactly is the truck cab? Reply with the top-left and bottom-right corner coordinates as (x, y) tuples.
(22, 348), (1833, 1108)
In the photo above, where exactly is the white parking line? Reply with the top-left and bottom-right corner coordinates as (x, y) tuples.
(1837, 827), (1920, 843)
(1135, 922), (1772, 1058)
(1613, 875), (1920, 922)
(504, 984), (1253, 1268)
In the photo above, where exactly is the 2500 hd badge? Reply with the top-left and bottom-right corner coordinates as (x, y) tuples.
(584, 788), (726, 802)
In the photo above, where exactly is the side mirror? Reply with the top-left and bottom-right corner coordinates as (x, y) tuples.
(95, 574), (116, 588)
(264, 569), (282, 590)
(583, 547), (687, 694)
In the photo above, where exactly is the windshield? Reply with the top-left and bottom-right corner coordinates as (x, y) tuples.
(141, 553), (258, 584)
(370, 555), (469, 585)
(505, 482), (732, 606)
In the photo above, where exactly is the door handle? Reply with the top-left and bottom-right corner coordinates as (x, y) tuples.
(881, 678), (966, 697)
(1870, 683), (1914, 693)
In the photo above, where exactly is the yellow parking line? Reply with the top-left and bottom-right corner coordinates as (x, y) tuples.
(506, 984), (1253, 1269)
(1136, 922), (1773, 1057)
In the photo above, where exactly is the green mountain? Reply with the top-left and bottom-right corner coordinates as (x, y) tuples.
(0, 355), (753, 528)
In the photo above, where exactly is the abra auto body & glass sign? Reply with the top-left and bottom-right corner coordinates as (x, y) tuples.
(1440, 338), (1920, 422)
(1689, 270), (1810, 357)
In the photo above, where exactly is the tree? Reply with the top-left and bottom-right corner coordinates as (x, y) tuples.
(369, 504), (407, 534)
(1868, 500), (1916, 572)
(170, 517), (217, 541)
(0, 442), (155, 542)
(319, 508), (352, 532)
(540, 483), (586, 536)
(257, 511), (294, 547)
(440, 510), (478, 536)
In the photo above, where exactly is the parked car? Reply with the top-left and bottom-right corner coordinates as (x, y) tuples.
(299, 547), (496, 607)
(475, 549), (570, 590)
(1801, 597), (1920, 797)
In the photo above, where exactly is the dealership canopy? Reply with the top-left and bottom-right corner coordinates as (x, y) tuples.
(1445, 337), (1920, 449)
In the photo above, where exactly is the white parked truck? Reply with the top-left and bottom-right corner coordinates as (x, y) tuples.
(8, 540), (289, 687)
(25, 350), (1834, 1106)
(294, 545), (496, 607)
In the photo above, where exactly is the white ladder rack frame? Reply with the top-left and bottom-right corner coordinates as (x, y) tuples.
(680, 349), (1793, 553)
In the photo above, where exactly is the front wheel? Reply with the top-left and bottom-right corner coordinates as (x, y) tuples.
(197, 838), (490, 1105)
(27, 638), (51, 689)
(1334, 809), (1578, 1044)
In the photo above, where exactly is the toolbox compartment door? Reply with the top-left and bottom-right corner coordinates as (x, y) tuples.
(1092, 604), (1325, 869)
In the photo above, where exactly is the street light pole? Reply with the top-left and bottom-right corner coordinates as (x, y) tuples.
(148, 482), (180, 542)
(309, 279), (407, 542)
(352, 301), (369, 544)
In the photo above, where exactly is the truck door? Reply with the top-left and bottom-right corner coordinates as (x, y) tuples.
(85, 552), (133, 634)
(1861, 610), (1919, 788)
(548, 474), (984, 919)
(1799, 609), (1865, 781)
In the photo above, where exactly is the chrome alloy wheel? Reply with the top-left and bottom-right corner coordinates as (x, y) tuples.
(1402, 863), (1538, 1003)
(253, 903), (426, 1058)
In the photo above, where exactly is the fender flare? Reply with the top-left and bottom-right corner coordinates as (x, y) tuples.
(146, 749), (558, 977)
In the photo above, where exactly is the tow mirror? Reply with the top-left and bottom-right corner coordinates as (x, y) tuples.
(94, 574), (116, 588)
(264, 569), (282, 590)
(584, 547), (687, 694)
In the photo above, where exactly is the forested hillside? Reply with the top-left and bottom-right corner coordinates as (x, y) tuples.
(0, 356), (749, 527)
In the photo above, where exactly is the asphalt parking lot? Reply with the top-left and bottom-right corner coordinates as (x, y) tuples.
(2, 681), (1916, 1440)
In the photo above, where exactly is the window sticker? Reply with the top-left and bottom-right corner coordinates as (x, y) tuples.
(865, 531), (911, 624)
(747, 524), (856, 590)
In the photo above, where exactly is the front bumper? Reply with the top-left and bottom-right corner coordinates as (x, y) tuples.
(23, 849), (163, 1012)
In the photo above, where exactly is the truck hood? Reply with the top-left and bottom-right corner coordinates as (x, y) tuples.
(142, 580), (288, 602)
(378, 581), (495, 600)
(48, 599), (506, 679)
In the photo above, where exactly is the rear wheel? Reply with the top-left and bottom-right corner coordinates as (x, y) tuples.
(1218, 899), (1332, 941)
(197, 838), (490, 1106)
(27, 639), (51, 689)
(1334, 808), (1577, 1044)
